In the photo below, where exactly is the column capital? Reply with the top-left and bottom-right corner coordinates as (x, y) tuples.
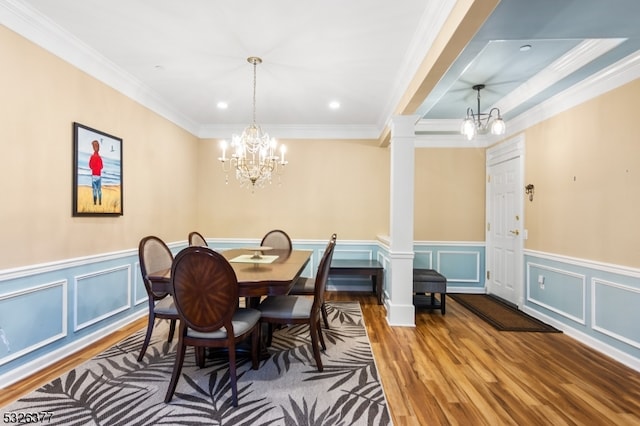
(390, 115), (419, 138)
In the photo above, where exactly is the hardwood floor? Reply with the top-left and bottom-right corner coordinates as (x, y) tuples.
(2, 292), (640, 425)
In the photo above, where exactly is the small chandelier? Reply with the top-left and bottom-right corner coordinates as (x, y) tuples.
(460, 84), (506, 141)
(219, 57), (287, 189)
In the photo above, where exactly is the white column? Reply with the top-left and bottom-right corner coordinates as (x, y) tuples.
(386, 115), (417, 326)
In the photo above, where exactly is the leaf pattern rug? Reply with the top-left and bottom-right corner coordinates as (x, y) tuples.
(4, 302), (392, 425)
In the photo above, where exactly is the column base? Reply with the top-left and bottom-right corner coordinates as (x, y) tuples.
(385, 300), (416, 326)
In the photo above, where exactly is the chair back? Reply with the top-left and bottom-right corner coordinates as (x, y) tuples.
(313, 234), (337, 312)
(171, 246), (239, 333)
(260, 229), (292, 252)
(139, 236), (174, 299)
(188, 231), (208, 247)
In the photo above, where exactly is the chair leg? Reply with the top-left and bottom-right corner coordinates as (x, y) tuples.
(195, 346), (206, 367)
(228, 341), (238, 407)
(168, 319), (176, 342)
(317, 319), (326, 351)
(265, 323), (274, 347)
(321, 303), (330, 329)
(164, 340), (187, 403)
(137, 312), (155, 361)
(251, 326), (260, 370)
(308, 321), (323, 372)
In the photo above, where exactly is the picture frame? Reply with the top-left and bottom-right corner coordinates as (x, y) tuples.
(72, 122), (123, 216)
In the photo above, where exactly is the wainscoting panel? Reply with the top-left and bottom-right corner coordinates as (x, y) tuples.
(414, 242), (485, 291)
(413, 250), (433, 269)
(438, 251), (480, 282)
(377, 250), (391, 301)
(0, 280), (67, 366)
(592, 278), (640, 349)
(74, 265), (131, 332)
(133, 262), (147, 306)
(526, 262), (586, 324)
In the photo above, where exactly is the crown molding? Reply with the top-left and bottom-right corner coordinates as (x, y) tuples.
(1, 0), (202, 136)
(197, 124), (382, 140)
(506, 48), (640, 137)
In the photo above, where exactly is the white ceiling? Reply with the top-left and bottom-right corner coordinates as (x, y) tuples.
(3, 0), (640, 141)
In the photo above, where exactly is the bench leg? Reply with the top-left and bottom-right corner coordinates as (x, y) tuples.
(373, 271), (383, 305)
(441, 292), (446, 315)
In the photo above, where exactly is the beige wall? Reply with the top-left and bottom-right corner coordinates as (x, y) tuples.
(525, 78), (640, 267)
(4, 20), (639, 272)
(414, 148), (486, 241)
(196, 138), (390, 241)
(0, 26), (199, 269)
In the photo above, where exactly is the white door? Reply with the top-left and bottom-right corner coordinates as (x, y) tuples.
(486, 137), (524, 306)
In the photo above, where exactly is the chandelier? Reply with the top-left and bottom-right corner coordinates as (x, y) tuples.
(460, 84), (506, 141)
(219, 57), (287, 189)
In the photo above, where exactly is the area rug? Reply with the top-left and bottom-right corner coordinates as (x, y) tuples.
(449, 294), (560, 332)
(3, 302), (391, 426)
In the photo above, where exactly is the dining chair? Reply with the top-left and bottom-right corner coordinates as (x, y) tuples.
(164, 246), (261, 407)
(137, 236), (179, 362)
(288, 233), (337, 329)
(260, 229), (292, 252)
(257, 235), (336, 372)
(188, 231), (208, 247)
(246, 229), (293, 308)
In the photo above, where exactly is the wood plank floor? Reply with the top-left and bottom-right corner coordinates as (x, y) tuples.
(2, 292), (640, 425)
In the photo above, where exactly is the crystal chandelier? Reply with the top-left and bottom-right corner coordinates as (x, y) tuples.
(460, 84), (506, 141)
(219, 57), (287, 189)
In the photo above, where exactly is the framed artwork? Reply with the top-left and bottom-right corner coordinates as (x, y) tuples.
(72, 122), (123, 216)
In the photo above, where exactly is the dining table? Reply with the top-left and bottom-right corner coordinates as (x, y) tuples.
(147, 247), (312, 307)
(146, 246), (312, 359)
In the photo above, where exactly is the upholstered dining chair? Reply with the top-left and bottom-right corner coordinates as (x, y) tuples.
(288, 233), (337, 329)
(188, 231), (208, 247)
(260, 229), (292, 253)
(138, 236), (179, 362)
(257, 235), (336, 372)
(164, 246), (261, 407)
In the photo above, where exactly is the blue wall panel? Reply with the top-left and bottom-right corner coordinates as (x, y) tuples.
(75, 266), (131, 331)
(593, 279), (640, 347)
(527, 262), (585, 322)
(0, 282), (66, 366)
(525, 252), (640, 361)
(413, 243), (485, 290)
(0, 249), (149, 383)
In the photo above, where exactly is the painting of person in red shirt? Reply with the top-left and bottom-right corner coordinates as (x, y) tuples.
(89, 140), (103, 205)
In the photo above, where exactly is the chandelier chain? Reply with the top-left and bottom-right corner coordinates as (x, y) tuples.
(251, 57), (258, 125)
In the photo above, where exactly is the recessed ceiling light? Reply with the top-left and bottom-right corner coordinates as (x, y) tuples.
(520, 44), (532, 52)
(217, 102), (228, 109)
(329, 101), (340, 110)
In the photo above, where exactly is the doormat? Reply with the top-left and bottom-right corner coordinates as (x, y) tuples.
(449, 293), (560, 332)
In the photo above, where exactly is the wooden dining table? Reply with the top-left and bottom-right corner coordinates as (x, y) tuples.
(147, 247), (312, 307)
(147, 247), (312, 359)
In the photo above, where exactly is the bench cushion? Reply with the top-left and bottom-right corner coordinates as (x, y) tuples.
(413, 269), (447, 293)
(413, 269), (447, 282)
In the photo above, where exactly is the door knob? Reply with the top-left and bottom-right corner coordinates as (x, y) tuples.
(509, 229), (520, 236)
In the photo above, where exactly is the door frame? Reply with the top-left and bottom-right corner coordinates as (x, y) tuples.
(485, 134), (526, 307)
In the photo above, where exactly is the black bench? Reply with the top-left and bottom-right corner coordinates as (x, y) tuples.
(329, 259), (384, 305)
(413, 269), (447, 314)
